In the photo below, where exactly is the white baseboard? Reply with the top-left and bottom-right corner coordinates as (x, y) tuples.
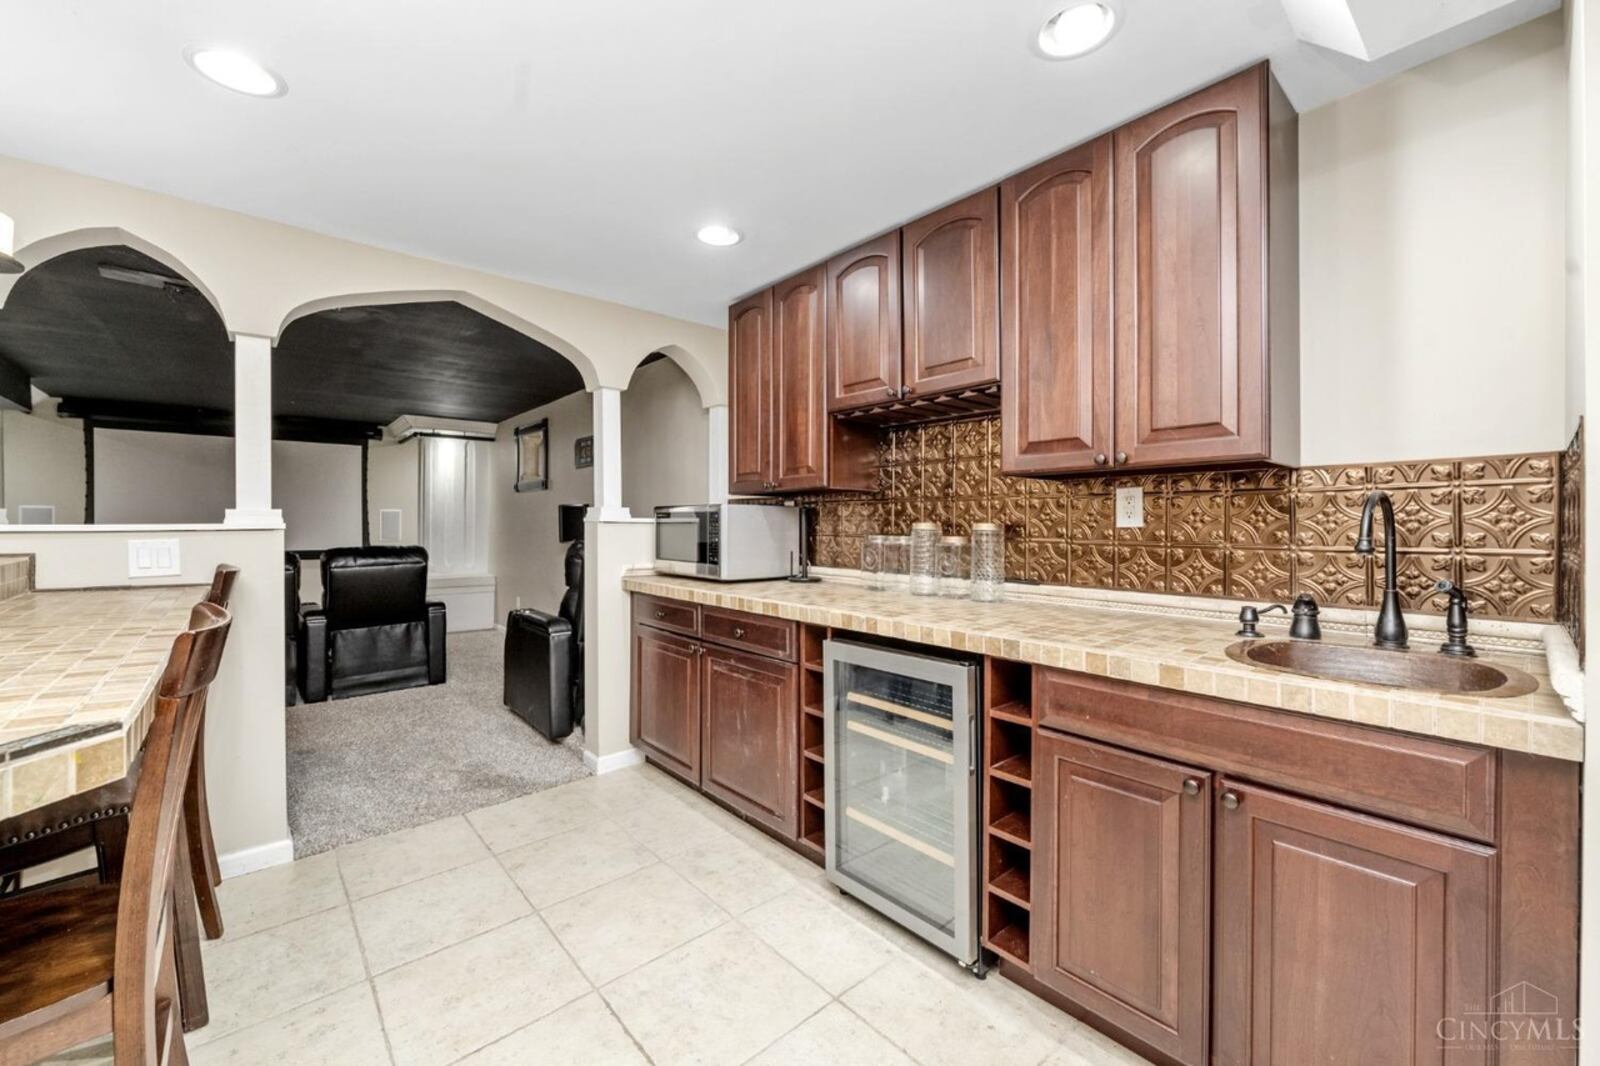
(218, 837), (295, 879)
(584, 747), (646, 775)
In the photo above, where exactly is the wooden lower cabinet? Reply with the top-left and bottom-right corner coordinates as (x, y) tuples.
(631, 624), (702, 786)
(701, 646), (798, 837)
(1212, 779), (1495, 1066)
(1034, 731), (1211, 1066)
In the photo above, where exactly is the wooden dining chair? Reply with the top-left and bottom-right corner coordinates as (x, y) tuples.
(0, 600), (231, 1066)
(184, 563), (240, 941)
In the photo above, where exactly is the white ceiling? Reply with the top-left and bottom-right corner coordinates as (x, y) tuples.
(0, 0), (1559, 326)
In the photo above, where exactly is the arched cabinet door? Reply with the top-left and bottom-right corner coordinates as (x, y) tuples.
(903, 188), (999, 399)
(772, 266), (827, 490)
(1000, 135), (1113, 475)
(727, 289), (774, 494)
(825, 233), (902, 413)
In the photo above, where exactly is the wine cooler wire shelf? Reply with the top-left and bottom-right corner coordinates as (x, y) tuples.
(841, 840), (958, 932)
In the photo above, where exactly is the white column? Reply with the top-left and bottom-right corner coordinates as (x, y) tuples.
(589, 386), (630, 521)
(225, 334), (281, 525)
(706, 403), (729, 504)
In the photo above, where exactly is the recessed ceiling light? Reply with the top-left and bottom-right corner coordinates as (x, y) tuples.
(187, 47), (284, 97)
(1037, 2), (1118, 59)
(696, 224), (743, 247)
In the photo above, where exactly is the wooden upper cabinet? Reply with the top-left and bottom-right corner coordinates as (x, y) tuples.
(1212, 780), (1494, 1066)
(1035, 730), (1211, 1066)
(826, 233), (903, 412)
(902, 189), (999, 399)
(727, 290), (774, 493)
(772, 267), (828, 491)
(1000, 136), (1113, 475)
(1113, 65), (1284, 469)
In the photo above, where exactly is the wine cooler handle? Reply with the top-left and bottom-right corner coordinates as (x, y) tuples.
(968, 713), (977, 774)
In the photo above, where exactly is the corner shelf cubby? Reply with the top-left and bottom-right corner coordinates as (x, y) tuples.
(982, 658), (1033, 967)
(796, 624), (830, 864)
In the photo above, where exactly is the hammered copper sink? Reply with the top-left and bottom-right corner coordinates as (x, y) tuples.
(1225, 639), (1540, 699)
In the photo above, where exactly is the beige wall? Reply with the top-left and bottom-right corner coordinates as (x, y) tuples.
(621, 357), (709, 515)
(366, 438), (421, 546)
(1299, 13), (1568, 466)
(2, 406), (85, 524)
(488, 391), (594, 620)
(0, 524), (289, 869)
(94, 428), (234, 525)
(273, 440), (364, 551)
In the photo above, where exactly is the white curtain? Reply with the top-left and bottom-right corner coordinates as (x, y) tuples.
(418, 436), (490, 575)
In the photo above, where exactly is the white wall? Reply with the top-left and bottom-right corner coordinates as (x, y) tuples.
(1299, 13), (1568, 465)
(488, 391), (594, 620)
(273, 440), (363, 551)
(0, 524), (290, 871)
(367, 438), (420, 545)
(621, 357), (709, 514)
(2, 405), (85, 524)
(95, 429), (233, 524)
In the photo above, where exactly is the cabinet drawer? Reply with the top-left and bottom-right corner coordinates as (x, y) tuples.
(1036, 669), (1497, 843)
(701, 606), (796, 662)
(634, 594), (699, 636)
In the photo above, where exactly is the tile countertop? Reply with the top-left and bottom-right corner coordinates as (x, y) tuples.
(0, 585), (203, 818)
(622, 572), (1584, 763)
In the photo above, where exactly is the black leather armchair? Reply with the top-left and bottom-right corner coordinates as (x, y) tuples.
(298, 546), (447, 703)
(285, 553), (301, 706)
(504, 539), (583, 740)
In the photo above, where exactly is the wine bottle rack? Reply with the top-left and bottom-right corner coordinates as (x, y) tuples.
(982, 658), (1033, 968)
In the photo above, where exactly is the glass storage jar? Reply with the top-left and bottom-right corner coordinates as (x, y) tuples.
(938, 536), (970, 598)
(910, 522), (940, 596)
(970, 523), (1004, 602)
(883, 535), (911, 590)
(862, 534), (888, 591)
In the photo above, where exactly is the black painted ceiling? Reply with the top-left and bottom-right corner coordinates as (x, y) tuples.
(0, 246), (586, 427)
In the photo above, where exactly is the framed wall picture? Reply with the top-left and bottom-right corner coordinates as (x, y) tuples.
(514, 419), (549, 492)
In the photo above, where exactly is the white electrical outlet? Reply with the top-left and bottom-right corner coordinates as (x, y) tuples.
(128, 538), (181, 578)
(1115, 486), (1145, 528)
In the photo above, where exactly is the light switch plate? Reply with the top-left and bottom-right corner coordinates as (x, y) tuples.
(128, 538), (181, 579)
(1115, 487), (1145, 528)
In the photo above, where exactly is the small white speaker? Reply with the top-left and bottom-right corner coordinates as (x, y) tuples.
(17, 505), (55, 525)
(378, 508), (402, 544)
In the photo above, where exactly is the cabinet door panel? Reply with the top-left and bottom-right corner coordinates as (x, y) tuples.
(1034, 730), (1210, 1066)
(773, 266), (828, 490)
(1213, 780), (1495, 1066)
(826, 233), (902, 412)
(701, 647), (798, 836)
(903, 189), (999, 398)
(631, 625), (702, 786)
(1000, 136), (1112, 474)
(1114, 67), (1267, 467)
(728, 290), (774, 493)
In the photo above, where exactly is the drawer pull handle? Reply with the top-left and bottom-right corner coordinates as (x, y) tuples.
(733, 626), (746, 639)
(1220, 790), (1240, 811)
(1182, 778), (1200, 797)
(655, 609), (667, 620)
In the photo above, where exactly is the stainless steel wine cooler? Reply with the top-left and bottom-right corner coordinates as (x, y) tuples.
(823, 638), (981, 968)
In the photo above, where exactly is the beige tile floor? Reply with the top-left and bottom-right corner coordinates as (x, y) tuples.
(46, 764), (1152, 1066)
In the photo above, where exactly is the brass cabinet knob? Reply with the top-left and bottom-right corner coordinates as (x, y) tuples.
(1182, 778), (1200, 797)
(733, 626), (746, 639)
(1221, 790), (1240, 810)
(1115, 451), (1129, 465)
(1094, 453), (1107, 466)
(655, 609), (667, 620)
(885, 386), (898, 397)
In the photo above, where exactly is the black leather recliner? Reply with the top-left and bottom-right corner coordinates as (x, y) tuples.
(504, 539), (583, 740)
(298, 546), (447, 703)
(285, 553), (301, 706)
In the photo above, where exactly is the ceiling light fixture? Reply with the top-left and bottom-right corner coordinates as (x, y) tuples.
(97, 264), (194, 291)
(0, 213), (22, 275)
(1037, 2), (1119, 58)
(696, 224), (743, 247)
(186, 47), (284, 97)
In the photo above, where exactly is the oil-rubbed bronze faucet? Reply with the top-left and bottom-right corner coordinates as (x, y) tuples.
(1354, 490), (1408, 650)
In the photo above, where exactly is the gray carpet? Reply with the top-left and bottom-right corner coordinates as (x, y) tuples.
(286, 630), (590, 857)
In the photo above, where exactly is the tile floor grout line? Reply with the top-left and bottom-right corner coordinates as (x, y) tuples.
(732, 995), (837, 1066)
(335, 815), (491, 903)
(330, 840), (401, 1066)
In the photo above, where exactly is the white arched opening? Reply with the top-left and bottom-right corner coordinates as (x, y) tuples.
(1, 226), (228, 327)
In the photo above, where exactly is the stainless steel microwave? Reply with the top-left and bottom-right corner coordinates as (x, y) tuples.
(654, 503), (799, 581)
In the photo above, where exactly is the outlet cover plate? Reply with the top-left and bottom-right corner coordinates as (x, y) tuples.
(1115, 487), (1145, 528)
(128, 538), (181, 579)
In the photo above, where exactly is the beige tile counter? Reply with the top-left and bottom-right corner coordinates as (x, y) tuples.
(0, 585), (204, 817)
(623, 573), (1583, 762)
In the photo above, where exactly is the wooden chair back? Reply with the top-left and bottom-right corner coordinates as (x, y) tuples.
(204, 565), (240, 608)
(112, 600), (231, 1062)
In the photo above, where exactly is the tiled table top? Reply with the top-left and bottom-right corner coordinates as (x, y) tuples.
(623, 573), (1583, 762)
(0, 585), (203, 817)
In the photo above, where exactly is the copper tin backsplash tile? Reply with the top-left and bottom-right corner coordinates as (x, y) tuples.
(1558, 421), (1583, 656)
(804, 416), (1564, 623)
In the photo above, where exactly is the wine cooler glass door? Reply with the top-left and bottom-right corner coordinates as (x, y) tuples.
(823, 640), (977, 963)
